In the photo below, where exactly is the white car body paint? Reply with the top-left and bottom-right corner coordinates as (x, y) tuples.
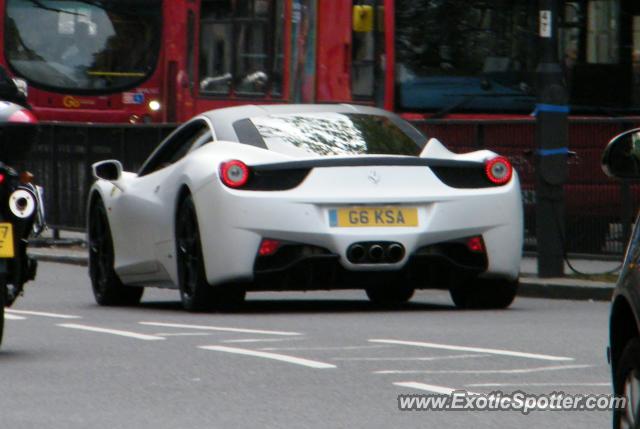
(88, 105), (523, 293)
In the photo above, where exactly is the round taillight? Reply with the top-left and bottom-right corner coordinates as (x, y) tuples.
(220, 160), (250, 188)
(485, 157), (513, 185)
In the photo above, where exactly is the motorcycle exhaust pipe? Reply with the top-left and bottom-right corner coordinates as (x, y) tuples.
(9, 188), (36, 219)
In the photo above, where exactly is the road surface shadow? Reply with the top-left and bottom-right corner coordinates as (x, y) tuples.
(134, 299), (456, 314)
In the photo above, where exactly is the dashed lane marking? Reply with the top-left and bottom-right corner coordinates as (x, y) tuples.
(199, 345), (337, 369)
(221, 338), (306, 344)
(155, 333), (213, 337)
(260, 345), (392, 352)
(369, 339), (574, 362)
(394, 382), (478, 395)
(59, 323), (166, 341)
(332, 354), (489, 362)
(375, 364), (594, 375)
(466, 382), (611, 388)
(140, 322), (301, 336)
(7, 309), (81, 319)
(4, 314), (26, 320)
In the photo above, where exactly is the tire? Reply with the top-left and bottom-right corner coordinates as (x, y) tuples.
(449, 277), (518, 309)
(614, 337), (640, 429)
(176, 196), (246, 312)
(88, 198), (143, 306)
(365, 286), (415, 306)
(0, 281), (5, 348)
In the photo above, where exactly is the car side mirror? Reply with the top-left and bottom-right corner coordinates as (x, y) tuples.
(92, 160), (123, 182)
(602, 128), (640, 180)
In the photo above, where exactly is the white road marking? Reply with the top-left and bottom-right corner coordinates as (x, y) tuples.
(199, 345), (336, 369)
(4, 314), (26, 320)
(260, 345), (392, 352)
(375, 364), (593, 375)
(140, 322), (301, 336)
(155, 333), (213, 337)
(467, 382), (611, 388)
(7, 309), (80, 319)
(222, 338), (305, 344)
(394, 382), (478, 395)
(59, 323), (165, 341)
(332, 354), (488, 362)
(369, 339), (574, 362)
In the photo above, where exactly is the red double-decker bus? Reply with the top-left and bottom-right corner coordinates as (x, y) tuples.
(2, 0), (375, 123)
(1, 0), (639, 124)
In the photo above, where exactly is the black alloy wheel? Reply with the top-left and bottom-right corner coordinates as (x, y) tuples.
(176, 195), (245, 312)
(89, 198), (143, 306)
(0, 278), (5, 347)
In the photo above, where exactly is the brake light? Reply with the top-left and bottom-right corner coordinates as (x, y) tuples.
(485, 157), (513, 185)
(466, 236), (485, 253)
(8, 109), (37, 124)
(0, 174), (5, 185)
(258, 239), (281, 256)
(220, 160), (250, 188)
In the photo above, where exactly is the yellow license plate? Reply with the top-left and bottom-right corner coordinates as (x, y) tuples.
(0, 223), (14, 258)
(329, 207), (418, 227)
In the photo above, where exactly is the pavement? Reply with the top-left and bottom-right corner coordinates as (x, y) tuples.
(25, 229), (621, 302)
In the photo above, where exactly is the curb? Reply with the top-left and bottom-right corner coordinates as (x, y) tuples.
(518, 278), (614, 301)
(28, 251), (88, 267)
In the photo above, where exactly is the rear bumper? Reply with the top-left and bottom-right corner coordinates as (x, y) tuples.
(250, 239), (488, 291)
(192, 168), (523, 287)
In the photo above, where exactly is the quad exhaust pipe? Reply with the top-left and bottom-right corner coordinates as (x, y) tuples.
(347, 242), (405, 264)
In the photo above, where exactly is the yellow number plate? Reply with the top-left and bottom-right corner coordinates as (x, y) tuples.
(329, 207), (418, 227)
(0, 223), (14, 258)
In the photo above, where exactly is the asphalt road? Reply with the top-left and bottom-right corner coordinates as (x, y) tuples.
(1, 262), (613, 429)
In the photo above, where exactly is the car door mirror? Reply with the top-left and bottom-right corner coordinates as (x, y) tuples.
(602, 128), (640, 180)
(92, 160), (123, 182)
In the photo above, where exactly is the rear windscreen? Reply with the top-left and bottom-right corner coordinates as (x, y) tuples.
(248, 113), (423, 157)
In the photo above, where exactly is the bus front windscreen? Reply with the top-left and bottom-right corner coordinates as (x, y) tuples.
(394, 0), (537, 114)
(5, 0), (161, 93)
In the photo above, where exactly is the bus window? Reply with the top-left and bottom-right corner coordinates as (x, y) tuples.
(291, 0), (316, 103)
(352, 1), (385, 103)
(199, 0), (284, 98)
(235, 22), (269, 94)
(394, 0), (536, 113)
(586, 0), (619, 64)
(560, 0), (631, 109)
(5, 0), (162, 93)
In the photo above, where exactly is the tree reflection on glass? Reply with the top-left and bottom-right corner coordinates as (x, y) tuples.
(252, 113), (420, 156)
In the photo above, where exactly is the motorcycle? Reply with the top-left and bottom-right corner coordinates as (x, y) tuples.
(0, 68), (45, 347)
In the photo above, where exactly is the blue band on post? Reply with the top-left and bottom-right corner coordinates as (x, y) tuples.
(537, 147), (569, 156)
(533, 104), (570, 116)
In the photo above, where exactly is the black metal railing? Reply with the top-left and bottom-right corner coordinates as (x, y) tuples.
(14, 123), (175, 232)
(10, 119), (640, 256)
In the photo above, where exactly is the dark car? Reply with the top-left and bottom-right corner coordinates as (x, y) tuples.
(602, 128), (640, 427)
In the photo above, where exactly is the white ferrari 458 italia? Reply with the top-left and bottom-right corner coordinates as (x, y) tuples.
(88, 104), (522, 311)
